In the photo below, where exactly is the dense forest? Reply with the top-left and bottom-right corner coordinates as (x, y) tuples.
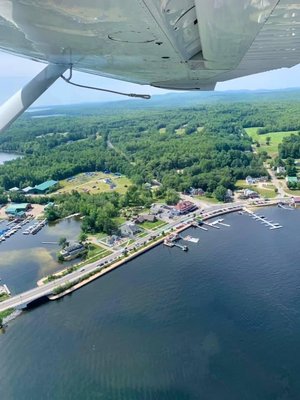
(279, 133), (300, 159)
(0, 95), (300, 210)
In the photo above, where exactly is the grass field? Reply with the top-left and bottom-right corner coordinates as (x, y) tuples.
(140, 220), (167, 230)
(57, 172), (132, 195)
(236, 180), (277, 198)
(195, 195), (221, 204)
(245, 127), (299, 157)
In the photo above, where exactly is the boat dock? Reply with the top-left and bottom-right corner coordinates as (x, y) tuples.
(23, 219), (47, 235)
(203, 221), (220, 229)
(243, 207), (283, 230)
(278, 203), (294, 210)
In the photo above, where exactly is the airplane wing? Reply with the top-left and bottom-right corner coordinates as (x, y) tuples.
(0, 0), (299, 91)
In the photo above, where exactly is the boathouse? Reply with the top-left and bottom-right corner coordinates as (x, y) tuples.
(5, 203), (31, 216)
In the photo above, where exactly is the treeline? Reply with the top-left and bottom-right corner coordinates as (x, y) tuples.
(1, 100), (295, 195)
(45, 185), (157, 235)
(279, 133), (300, 159)
(0, 138), (131, 189)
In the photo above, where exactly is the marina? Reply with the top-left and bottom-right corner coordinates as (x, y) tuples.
(22, 219), (47, 235)
(243, 207), (283, 230)
(0, 216), (34, 242)
(0, 206), (297, 400)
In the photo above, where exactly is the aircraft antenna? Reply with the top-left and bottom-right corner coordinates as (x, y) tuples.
(61, 66), (151, 100)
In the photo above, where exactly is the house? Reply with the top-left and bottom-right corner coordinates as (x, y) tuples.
(107, 235), (119, 246)
(150, 203), (164, 215)
(22, 186), (34, 194)
(276, 166), (286, 174)
(225, 189), (233, 201)
(243, 189), (259, 199)
(245, 176), (255, 185)
(8, 186), (19, 192)
(120, 222), (141, 237)
(135, 214), (157, 224)
(32, 180), (58, 194)
(5, 203), (31, 216)
(191, 188), (205, 196)
(60, 242), (86, 260)
(175, 200), (198, 214)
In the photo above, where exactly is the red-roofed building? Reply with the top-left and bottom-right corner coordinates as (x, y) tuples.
(175, 201), (197, 214)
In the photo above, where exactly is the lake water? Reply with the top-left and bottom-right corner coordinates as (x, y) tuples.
(0, 218), (81, 293)
(1, 208), (300, 399)
(0, 152), (20, 164)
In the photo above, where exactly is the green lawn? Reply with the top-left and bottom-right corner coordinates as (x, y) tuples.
(87, 243), (109, 259)
(140, 220), (167, 230)
(245, 127), (299, 157)
(236, 180), (277, 198)
(196, 195), (221, 204)
(58, 172), (132, 195)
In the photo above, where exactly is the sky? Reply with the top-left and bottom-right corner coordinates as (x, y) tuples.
(1, 51), (300, 107)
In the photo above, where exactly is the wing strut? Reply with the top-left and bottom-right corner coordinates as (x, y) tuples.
(0, 63), (67, 133)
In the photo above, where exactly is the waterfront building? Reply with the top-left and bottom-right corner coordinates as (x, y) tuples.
(60, 242), (86, 260)
(5, 203), (31, 216)
(175, 200), (198, 214)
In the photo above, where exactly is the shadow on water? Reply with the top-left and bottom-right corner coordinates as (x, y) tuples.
(26, 296), (50, 310)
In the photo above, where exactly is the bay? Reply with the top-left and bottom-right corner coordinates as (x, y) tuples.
(1, 207), (300, 400)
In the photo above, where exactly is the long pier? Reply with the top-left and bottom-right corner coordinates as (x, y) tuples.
(243, 207), (282, 230)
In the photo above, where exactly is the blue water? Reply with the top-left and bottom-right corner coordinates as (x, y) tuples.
(1, 208), (300, 399)
(0, 152), (20, 164)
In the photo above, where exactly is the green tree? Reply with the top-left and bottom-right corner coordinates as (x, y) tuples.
(213, 185), (227, 202)
(59, 237), (68, 249)
(165, 189), (180, 205)
(79, 232), (88, 243)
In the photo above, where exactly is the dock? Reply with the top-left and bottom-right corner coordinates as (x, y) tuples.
(243, 207), (283, 230)
(203, 221), (220, 229)
(278, 203), (294, 210)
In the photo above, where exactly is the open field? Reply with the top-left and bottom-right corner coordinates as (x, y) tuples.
(195, 195), (221, 204)
(139, 220), (167, 230)
(245, 127), (299, 157)
(57, 172), (132, 195)
(236, 180), (278, 198)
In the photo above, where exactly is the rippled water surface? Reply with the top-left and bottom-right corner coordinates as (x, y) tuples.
(1, 208), (300, 400)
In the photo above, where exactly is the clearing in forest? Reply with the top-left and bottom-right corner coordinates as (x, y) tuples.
(57, 172), (132, 195)
(245, 127), (299, 157)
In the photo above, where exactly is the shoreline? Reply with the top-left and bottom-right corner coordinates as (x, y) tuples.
(48, 206), (243, 300)
(0, 201), (292, 319)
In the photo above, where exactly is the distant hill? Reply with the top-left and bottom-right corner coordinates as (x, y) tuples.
(26, 88), (300, 117)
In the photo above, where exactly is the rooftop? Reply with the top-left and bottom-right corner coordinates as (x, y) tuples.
(34, 180), (58, 192)
(5, 203), (29, 213)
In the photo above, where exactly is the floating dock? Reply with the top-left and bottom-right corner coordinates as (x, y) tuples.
(243, 207), (283, 230)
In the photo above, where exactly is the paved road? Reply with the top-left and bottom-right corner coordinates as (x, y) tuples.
(267, 167), (289, 198)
